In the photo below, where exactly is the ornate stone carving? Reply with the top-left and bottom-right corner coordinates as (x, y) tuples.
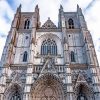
(41, 17), (57, 29)
(31, 73), (66, 100)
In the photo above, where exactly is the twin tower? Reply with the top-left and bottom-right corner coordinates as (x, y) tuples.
(0, 4), (100, 100)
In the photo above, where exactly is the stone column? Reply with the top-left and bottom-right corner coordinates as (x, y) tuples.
(64, 43), (70, 64)
(90, 66), (100, 100)
(65, 66), (73, 100)
(24, 64), (33, 100)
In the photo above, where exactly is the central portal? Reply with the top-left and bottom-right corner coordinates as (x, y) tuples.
(31, 74), (65, 100)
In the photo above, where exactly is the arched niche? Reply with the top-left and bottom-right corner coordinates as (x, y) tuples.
(31, 73), (66, 100)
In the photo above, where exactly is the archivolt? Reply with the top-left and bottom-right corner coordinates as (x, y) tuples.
(74, 83), (94, 100)
(4, 83), (22, 100)
(31, 73), (66, 100)
(36, 33), (63, 56)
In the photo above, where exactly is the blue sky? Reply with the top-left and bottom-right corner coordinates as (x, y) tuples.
(0, 0), (100, 64)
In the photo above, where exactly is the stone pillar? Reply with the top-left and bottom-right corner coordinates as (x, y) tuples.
(65, 67), (73, 100)
(24, 64), (33, 100)
(90, 66), (100, 100)
(64, 43), (70, 64)
(85, 42), (93, 64)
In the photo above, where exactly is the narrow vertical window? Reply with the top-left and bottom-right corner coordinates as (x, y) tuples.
(71, 51), (75, 62)
(23, 51), (28, 62)
(24, 20), (27, 29)
(24, 19), (30, 29)
(68, 18), (74, 29)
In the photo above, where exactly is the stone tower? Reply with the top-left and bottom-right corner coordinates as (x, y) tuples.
(0, 4), (100, 100)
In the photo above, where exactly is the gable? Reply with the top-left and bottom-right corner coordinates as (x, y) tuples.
(41, 17), (57, 29)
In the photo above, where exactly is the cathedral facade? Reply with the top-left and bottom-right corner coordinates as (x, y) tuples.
(0, 4), (100, 100)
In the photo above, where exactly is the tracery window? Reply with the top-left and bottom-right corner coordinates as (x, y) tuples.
(10, 91), (21, 100)
(23, 51), (28, 62)
(71, 51), (75, 62)
(41, 39), (57, 55)
(24, 19), (30, 29)
(68, 18), (74, 29)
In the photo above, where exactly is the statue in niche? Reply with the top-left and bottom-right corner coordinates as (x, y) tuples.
(47, 58), (53, 70)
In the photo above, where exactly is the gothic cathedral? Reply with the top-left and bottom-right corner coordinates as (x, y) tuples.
(0, 4), (100, 100)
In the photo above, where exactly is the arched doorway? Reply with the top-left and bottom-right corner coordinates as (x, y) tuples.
(4, 84), (22, 100)
(77, 85), (87, 100)
(74, 83), (94, 100)
(31, 73), (65, 100)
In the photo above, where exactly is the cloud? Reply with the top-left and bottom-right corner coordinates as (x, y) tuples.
(84, 0), (100, 65)
(0, 0), (14, 18)
(84, 0), (96, 11)
(62, 0), (93, 12)
(0, 0), (15, 59)
(0, 0), (100, 65)
(0, 0), (14, 35)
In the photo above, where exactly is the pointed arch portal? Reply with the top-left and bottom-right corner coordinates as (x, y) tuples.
(4, 83), (22, 100)
(31, 73), (65, 100)
(74, 83), (94, 100)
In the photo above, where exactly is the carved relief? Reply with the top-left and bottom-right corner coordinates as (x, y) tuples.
(31, 73), (66, 100)
(41, 18), (57, 29)
(72, 70), (92, 86)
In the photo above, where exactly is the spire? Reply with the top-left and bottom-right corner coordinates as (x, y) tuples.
(35, 5), (40, 28)
(35, 4), (39, 13)
(59, 4), (63, 12)
(77, 4), (83, 16)
(48, 17), (50, 20)
(59, 4), (64, 16)
(77, 4), (87, 29)
(35, 4), (38, 9)
(60, 4), (63, 10)
(77, 4), (79, 9)
(17, 4), (21, 13)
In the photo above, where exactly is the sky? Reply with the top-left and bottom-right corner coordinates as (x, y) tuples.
(0, 0), (100, 65)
